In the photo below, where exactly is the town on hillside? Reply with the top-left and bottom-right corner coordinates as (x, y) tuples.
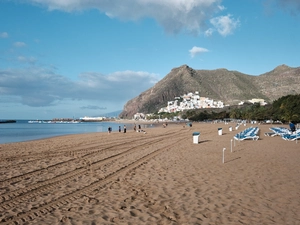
(158, 91), (266, 114)
(133, 91), (267, 120)
(158, 91), (224, 113)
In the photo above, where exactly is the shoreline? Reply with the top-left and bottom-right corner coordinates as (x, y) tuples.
(1, 122), (299, 224)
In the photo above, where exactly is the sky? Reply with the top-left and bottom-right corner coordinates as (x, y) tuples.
(0, 0), (299, 119)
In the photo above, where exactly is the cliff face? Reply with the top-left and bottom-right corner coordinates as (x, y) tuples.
(119, 64), (300, 118)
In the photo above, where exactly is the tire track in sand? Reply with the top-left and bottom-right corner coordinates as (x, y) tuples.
(0, 133), (187, 225)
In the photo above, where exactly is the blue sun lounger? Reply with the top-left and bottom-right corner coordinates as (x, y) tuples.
(234, 127), (259, 141)
(268, 127), (300, 141)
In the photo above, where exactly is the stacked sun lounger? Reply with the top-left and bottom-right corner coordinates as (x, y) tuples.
(234, 127), (259, 141)
(281, 132), (300, 141)
(269, 127), (290, 136)
(268, 127), (300, 141)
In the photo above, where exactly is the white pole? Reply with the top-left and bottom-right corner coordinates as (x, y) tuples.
(231, 139), (233, 153)
(223, 148), (226, 163)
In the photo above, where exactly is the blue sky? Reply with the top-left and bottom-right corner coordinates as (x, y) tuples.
(0, 0), (299, 119)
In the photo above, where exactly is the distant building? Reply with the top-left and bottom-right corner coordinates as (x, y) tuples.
(79, 116), (103, 121)
(134, 113), (146, 120)
(238, 99), (267, 106)
(248, 99), (267, 106)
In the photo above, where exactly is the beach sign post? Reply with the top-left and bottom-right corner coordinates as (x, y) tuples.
(231, 139), (233, 152)
(223, 148), (226, 163)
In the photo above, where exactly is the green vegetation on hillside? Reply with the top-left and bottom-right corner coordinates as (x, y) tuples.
(170, 94), (300, 123)
(270, 94), (300, 122)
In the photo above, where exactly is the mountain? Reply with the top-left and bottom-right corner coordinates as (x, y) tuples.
(254, 64), (300, 100)
(119, 64), (300, 118)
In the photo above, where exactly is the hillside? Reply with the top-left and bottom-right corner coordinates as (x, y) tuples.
(119, 64), (300, 118)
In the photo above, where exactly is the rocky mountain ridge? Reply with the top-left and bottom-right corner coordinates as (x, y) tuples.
(120, 64), (300, 118)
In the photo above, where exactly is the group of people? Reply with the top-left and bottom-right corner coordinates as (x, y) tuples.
(108, 125), (126, 134)
(133, 124), (141, 131)
(133, 124), (147, 134)
(108, 124), (147, 134)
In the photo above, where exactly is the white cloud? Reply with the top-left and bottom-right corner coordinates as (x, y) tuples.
(80, 105), (107, 110)
(14, 42), (26, 47)
(189, 46), (209, 58)
(0, 32), (9, 38)
(26, 0), (228, 35)
(218, 5), (226, 11)
(107, 70), (158, 84)
(17, 56), (37, 64)
(205, 28), (214, 37)
(0, 67), (160, 107)
(210, 14), (240, 36)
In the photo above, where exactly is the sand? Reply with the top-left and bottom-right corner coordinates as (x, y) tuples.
(0, 122), (300, 225)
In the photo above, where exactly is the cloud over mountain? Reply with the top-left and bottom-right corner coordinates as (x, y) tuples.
(26, 0), (239, 36)
(0, 67), (159, 107)
(189, 46), (209, 58)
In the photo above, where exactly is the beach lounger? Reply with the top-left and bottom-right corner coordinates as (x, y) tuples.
(234, 127), (259, 141)
(269, 127), (291, 136)
(269, 127), (300, 141)
(281, 131), (300, 141)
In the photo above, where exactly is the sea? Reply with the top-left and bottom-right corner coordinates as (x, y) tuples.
(0, 120), (140, 144)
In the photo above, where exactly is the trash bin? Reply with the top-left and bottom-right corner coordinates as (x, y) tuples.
(218, 128), (222, 135)
(229, 126), (232, 132)
(192, 132), (200, 144)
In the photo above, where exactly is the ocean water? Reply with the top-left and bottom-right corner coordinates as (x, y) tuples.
(0, 120), (138, 144)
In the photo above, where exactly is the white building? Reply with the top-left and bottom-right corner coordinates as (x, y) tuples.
(80, 116), (103, 121)
(133, 113), (146, 120)
(248, 98), (267, 106)
(158, 91), (225, 113)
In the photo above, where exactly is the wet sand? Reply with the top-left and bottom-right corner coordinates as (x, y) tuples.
(0, 122), (300, 225)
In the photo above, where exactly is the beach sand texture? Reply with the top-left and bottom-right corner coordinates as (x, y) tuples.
(0, 123), (300, 225)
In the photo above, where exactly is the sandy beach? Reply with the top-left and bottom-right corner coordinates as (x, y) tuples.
(0, 122), (300, 225)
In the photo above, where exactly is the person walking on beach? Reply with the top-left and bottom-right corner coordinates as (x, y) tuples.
(124, 125), (127, 133)
(138, 124), (141, 132)
(119, 126), (121, 132)
(108, 127), (112, 134)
